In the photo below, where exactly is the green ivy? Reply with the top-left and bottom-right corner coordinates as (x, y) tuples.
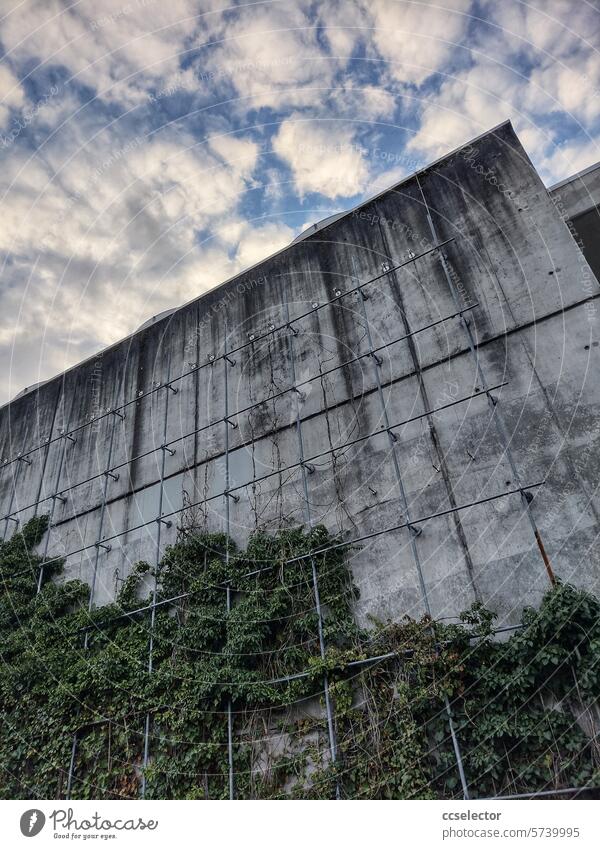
(0, 516), (598, 799)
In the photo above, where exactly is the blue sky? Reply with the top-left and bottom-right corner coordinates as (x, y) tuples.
(1, 0), (599, 403)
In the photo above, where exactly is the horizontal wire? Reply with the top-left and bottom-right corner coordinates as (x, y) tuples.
(0, 238), (455, 469)
(71, 482), (543, 633)
(1, 301), (475, 524)
(31, 381), (513, 572)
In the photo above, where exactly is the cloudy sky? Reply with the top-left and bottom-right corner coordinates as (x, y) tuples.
(1, 0), (599, 404)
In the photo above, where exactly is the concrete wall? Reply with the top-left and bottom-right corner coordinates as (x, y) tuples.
(1, 120), (599, 627)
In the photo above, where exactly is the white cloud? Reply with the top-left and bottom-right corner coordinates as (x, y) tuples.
(406, 62), (552, 162)
(234, 220), (295, 269)
(201, 3), (335, 114)
(0, 121), (277, 402)
(272, 115), (370, 198)
(0, 0), (201, 107)
(329, 82), (398, 121)
(0, 63), (26, 128)
(538, 136), (600, 185)
(368, 0), (474, 86)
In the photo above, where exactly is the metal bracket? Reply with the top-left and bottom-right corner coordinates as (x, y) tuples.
(52, 493), (67, 504)
(358, 288), (369, 301)
(103, 470), (119, 481)
(110, 409), (125, 420)
(224, 491), (240, 503)
(157, 518), (172, 528)
(408, 523), (422, 537)
(224, 417), (238, 429)
(301, 461), (316, 474)
(224, 355), (236, 366)
(387, 429), (398, 443)
(95, 542), (112, 552)
(160, 444), (176, 456)
(287, 322), (299, 336)
(369, 350), (383, 366)
(16, 454), (31, 465)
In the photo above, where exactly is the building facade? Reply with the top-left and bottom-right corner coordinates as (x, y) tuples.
(1, 120), (599, 628)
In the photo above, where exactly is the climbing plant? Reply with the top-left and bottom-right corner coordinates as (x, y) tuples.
(0, 515), (598, 800)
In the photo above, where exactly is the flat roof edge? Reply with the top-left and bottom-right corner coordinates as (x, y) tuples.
(2, 119), (516, 411)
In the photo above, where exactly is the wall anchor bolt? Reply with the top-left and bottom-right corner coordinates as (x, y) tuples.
(16, 454), (31, 465)
(381, 262), (391, 273)
(103, 470), (119, 481)
(301, 461), (316, 474)
(268, 323), (276, 332)
(95, 542), (112, 552)
(369, 350), (383, 366)
(224, 417), (238, 429)
(408, 523), (422, 537)
(224, 491), (240, 502)
(368, 486), (378, 496)
(208, 354), (216, 363)
(52, 493), (67, 504)
(157, 518), (172, 528)
(160, 444), (176, 456)
(224, 355), (236, 366)
(333, 288), (343, 298)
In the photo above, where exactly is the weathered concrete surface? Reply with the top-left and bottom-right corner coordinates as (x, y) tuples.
(1, 120), (599, 627)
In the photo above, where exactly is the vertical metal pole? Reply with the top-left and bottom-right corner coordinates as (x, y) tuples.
(415, 175), (555, 586)
(141, 356), (173, 798)
(226, 583), (234, 800)
(223, 324), (235, 800)
(284, 300), (340, 799)
(351, 254), (470, 800)
(65, 732), (78, 799)
(67, 394), (123, 796)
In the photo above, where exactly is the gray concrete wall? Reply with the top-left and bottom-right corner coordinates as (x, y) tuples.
(1, 120), (599, 627)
